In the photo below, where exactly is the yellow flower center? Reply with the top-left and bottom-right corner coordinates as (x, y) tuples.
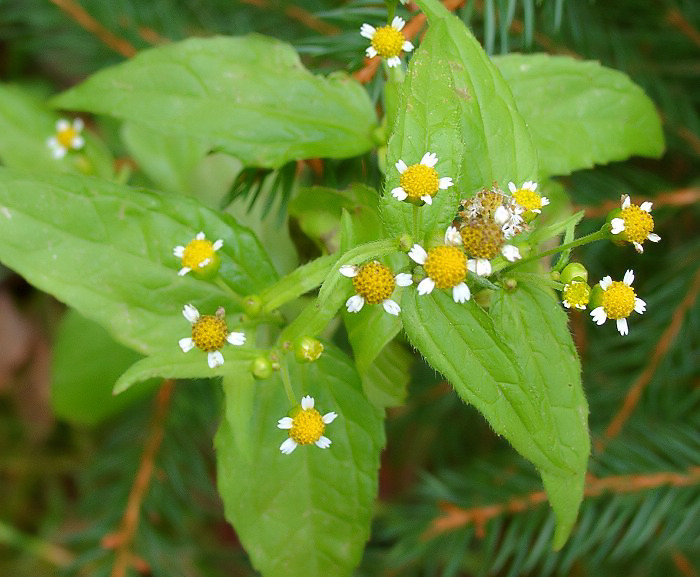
(371, 26), (405, 59)
(620, 205), (654, 244)
(191, 315), (228, 352)
(563, 281), (591, 308)
(400, 163), (439, 200)
(182, 238), (216, 270)
(423, 246), (467, 289)
(352, 262), (395, 304)
(459, 221), (504, 259)
(289, 408), (325, 445)
(513, 188), (543, 213)
(601, 281), (636, 320)
(57, 126), (78, 148)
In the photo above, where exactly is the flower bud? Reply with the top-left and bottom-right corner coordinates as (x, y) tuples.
(243, 295), (263, 318)
(294, 336), (324, 363)
(251, 356), (274, 380)
(560, 262), (589, 284)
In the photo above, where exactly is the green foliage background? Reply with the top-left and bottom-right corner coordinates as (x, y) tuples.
(0, 1), (698, 576)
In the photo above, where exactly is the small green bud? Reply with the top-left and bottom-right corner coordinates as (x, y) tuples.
(561, 262), (589, 284)
(503, 277), (518, 291)
(251, 357), (273, 380)
(398, 234), (413, 252)
(243, 295), (263, 318)
(294, 336), (324, 363)
(550, 270), (561, 282)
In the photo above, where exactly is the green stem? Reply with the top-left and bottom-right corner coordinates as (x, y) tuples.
(279, 358), (297, 406)
(502, 226), (610, 274)
(214, 276), (246, 307)
(412, 205), (419, 240)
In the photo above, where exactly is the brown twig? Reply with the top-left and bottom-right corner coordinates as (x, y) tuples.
(672, 550), (699, 577)
(48, 0), (137, 58)
(102, 380), (175, 577)
(575, 187), (700, 218)
(424, 466), (700, 539)
(667, 8), (700, 49)
(597, 267), (700, 448)
(239, 0), (341, 36)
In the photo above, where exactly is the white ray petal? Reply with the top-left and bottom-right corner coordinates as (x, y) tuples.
(173, 245), (185, 257)
(322, 412), (338, 424)
(421, 152), (438, 167)
(315, 436), (332, 449)
(382, 299), (401, 316)
(610, 218), (625, 234)
(640, 201), (653, 212)
(417, 277), (435, 295)
(391, 187), (408, 201)
(183, 304), (200, 323)
(402, 40), (414, 52)
(277, 417), (293, 429)
(634, 298), (646, 314)
(208, 351), (224, 368)
(391, 16), (406, 31)
(387, 56), (401, 67)
(599, 276), (613, 290)
(408, 244), (427, 265)
(395, 159), (408, 173)
(621, 195), (631, 209)
(339, 265), (359, 278)
(444, 226), (462, 246)
(623, 269), (635, 286)
(648, 233), (661, 243)
(280, 438), (298, 454)
(421, 195), (433, 205)
(438, 177), (453, 189)
(360, 23), (375, 39)
(453, 282), (471, 303)
(212, 239), (224, 251)
(590, 307), (607, 325)
(395, 273), (413, 287)
(346, 294), (365, 313)
(227, 331), (246, 346)
(365, 46), (377, 58)
(501, 244), (521, 262)
(301, 396), (314, 410)
(179, 337), (195, 352)
(616, 318), (629, 336)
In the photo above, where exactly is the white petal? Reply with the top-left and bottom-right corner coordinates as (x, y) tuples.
(634, 298), (646, 314)
(322, 412), (338, 424)
(599, 276), (613, 290)
(417, 277), (435, 295)
(391, 187), (408, 201)
(382, 299), (401, 316)
(56, 119), (70, 131)
(616, 318), (629, 336)
(52, 145), (67, 159)
(532, 208), (542, 214)
(623, 269), (635, 286)
(621, 195), (631, 209)
(208, 351), (224, 368)
(408, 244), (427, 265)
(183, 304), (200, 323)
(227, 331), (246, 346)
(71, 135), (85, 149)
(633, 242), (644, 254)
(179, 337), (195, 352)
(438, 177), (453, 189)
(360, 23), (375, 39)
(72, 118), (84, 131)
(526, 181), (538, 191)
(576, 303), (587, 310)
(590, 306), (607, 325)
(277, 417), (293, 429)
(402, 40), (414, 52)
(453, 282), (471, 303)
(444, 226), (462, 246)
(395, 159), (408, 173)
(494, 205), (510, 225)
(501, 244), (521, 262)
(196, 232), (206, 240)
(315, 436), (332, 449)
(280, 438), (298, 454)
(365, 46), (378, 58)
(301, 396), (314, 410)
(387, 56), (401, 68)
(346, 294), (365, 313)
(648, 233), (661, 243)
(610, 218), (625, 234)
(391, 16), (406, 31)
(421, 152), (438, 167)
(198, 257), (211, 268)
(421, 195), (433, 205)
(173, 245), (185, 257)
(395, 273), (413, 287)
(178, 267), (191, 276)
(640, 201), (653, 212)
(563, 300), (571, 309)
(477, 259), (492, 276)
(339, 265), (359, 278)
(212, 239), (224, 251)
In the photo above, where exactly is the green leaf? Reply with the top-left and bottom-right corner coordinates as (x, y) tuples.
(52, 35), (378, 169)
(0, 83), (114, 178)
(400, 289), (583, 548)
(51, 310), (160, 425)
(490, 281), (589, 548)
(0, 169), (277, 356)
(215, 344), (384, 577)
(493, 53), (665, 177)
(121, 121), (209, 194)
(344, 304), (402, 374)
(360, 341), (412, 409)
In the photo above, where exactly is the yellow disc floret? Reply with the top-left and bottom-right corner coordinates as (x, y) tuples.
(601, 281), (636, 319)
(371, 26), (405, 59)
(182, 238), (216, 270)
(352, 261), (396, 304)
(563, 281), (591, 309)
(513, 188), (543, 213)
(460, 221), (505, 259)
(620, 204), (655, 244)
(400, 164), (440, 200)
(289, 408), (325, 445)
(191, 315), (229, 352)
(423, 246), (467, 289)
(57, 126), (78, 148)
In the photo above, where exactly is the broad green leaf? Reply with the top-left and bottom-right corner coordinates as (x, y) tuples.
(344, 306), (401, 374)
(401, 290), (582, 547)
(0, 169), (277, 356)
(121, 121), (209, 194)
(360, 341), (412, 408)
(51, 310), (159, 425)
(493, 53), (665, 177)
(0, 83), (113, 178)
(491, 281), (589, 548)
(52, 35), (378, 169)
(215, 344), (384, 577)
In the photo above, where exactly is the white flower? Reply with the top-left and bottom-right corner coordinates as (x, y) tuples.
(610, 194), (661, 253)
(360, 16), (414, 68)
(590, 270), (646, 336)
(47, 118), (85, 159)
(340, 262), (412, 316)
(508, 180), (549, 216)
(173, 232), (224, 276)
(409, 243), (470, 303)
(391, 152), (453, 205)
(178, 304), (245, 367)
(278, 395), (338, 454)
